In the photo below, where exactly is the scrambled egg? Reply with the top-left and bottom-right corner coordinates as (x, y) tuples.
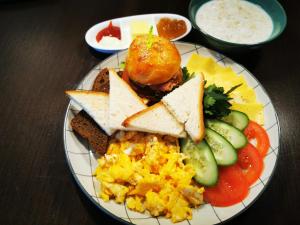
(95, 131), (204, 223)
(187, 53), (264, 124)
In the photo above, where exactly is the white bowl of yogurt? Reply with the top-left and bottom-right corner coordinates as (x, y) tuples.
(189, 0), (287, 52)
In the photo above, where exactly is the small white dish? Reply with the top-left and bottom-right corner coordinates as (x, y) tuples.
(85, 13), (192, 53)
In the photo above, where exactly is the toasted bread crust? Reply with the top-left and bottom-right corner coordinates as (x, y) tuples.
(68, 68), (111, 154)
(122, 102), (186, 137)
(122, 102), (164, 127)
(161, 73), (205, 143)
(194, 73), (205, 143)
(109, 69), (147, 107)
(65, 90), (108, 97)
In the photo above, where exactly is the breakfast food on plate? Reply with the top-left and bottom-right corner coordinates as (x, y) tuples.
(123, 102), (186, 137)
(186, 53), (264, 124)
(181, 138), (218, 186)
(162, 73), (205, 143)
(109, 69), (147, 130)
(95, 131), (204, 223)
(66, 35), (273, 223)
(92, 68), (110, 92)
(66, 90), (115, 135)
(71, 111), (109, 154)
(124, 34), (182, 92)
(69, 68), (110, 153)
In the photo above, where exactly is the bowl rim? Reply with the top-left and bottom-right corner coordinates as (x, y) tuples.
(188, 0), (287, 47)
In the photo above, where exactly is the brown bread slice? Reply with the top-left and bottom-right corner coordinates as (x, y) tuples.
(70, 68), (110, 154)
(71, 111), (108, 154)
(92, 68), (110, 93)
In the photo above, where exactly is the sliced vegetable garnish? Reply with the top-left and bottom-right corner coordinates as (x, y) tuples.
(204, 164), (249, 207)
(206, 119), (248, 149)
(121, 70), (130, 84)
(237, 143), (263, 185)
(244, 121), (270, 157)
(205, 128), (237, 166)
(222, 110), (249, 130)
(181, 138), (218, 187)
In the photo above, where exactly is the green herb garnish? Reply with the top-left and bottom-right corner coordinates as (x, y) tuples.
(182, 67), (195, 82)
(225, 83), (243, 94)
(181, 67), (241, 118)
(146, 26), (154, 49)
(204, 83), (242, 118)
(120, 61), (126, 69)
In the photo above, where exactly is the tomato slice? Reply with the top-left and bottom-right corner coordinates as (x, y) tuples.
(237, 143), (264, 185)
(244, 121), (270, 157)
(121, 70), (130, 84)
(204, 164), (249, 207)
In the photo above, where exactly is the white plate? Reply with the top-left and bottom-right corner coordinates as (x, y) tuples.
(63, 42), (280, 225)
(85, 13), (192, 53)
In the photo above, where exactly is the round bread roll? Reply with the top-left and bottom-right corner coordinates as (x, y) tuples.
(125, 35), (181, 85)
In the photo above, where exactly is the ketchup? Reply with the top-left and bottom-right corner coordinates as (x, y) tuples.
(96, 21), (121, 42)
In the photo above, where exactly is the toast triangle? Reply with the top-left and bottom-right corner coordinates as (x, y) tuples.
(123, 102), (186, 138)
(162, 73), (205, 142)
(109, 69), (147, 130)
(65, 90), (115, 135)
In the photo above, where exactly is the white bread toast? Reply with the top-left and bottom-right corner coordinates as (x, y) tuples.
(109, 69), (147, 130)
(65, 90), (115, 135)
(162, 73), (205, 142)
(123, 102), (186, 138)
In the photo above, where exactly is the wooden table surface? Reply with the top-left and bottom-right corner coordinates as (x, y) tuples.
(0, 0), (299, 224)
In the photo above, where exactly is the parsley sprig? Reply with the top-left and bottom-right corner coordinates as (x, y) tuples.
(204, 84), (232, 118)
(182, 67), (194, 82)
(182, 67), (242, 118)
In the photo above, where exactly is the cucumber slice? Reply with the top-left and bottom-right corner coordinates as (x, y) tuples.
(222, 110), (249, 130)
(205, 128), (237, 166)
(181, 138), (218, 186)
(206, 119), (247, 149)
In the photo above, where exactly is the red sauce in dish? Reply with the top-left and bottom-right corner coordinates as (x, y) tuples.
(96, 21), (121, 42)
(156, 18), (187, 40)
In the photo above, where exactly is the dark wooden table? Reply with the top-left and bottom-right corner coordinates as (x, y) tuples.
(0, 0), (299, 224)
